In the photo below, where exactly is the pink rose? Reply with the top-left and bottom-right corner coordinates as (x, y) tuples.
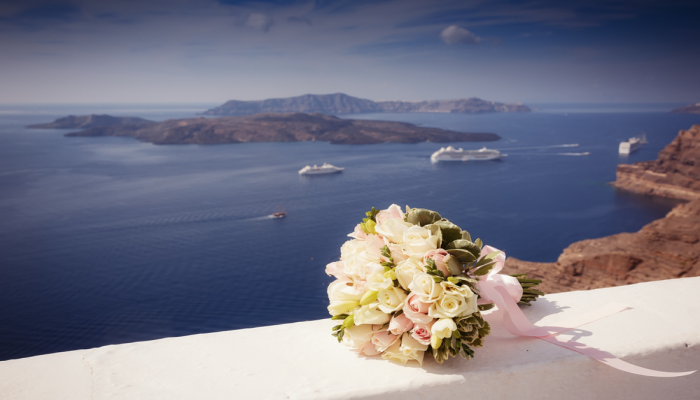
(371, 331), (400, 352)
(388, 244), (409, 263)
(365, 234), (385, 260)
(360, 342), (381, 356)
(411, 320), (435, 345)
(388, 312), (414, 336)
(325, 261), (347, 280)
(348, 224), (368, 240)
(376, 204), (404, 225)
(423, 249), (451, 277)
(403, 293), (433, 324)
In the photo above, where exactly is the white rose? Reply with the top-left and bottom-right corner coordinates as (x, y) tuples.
(327, 280), (362, 316)
(343, 324), (383, 351)
(431, 318), (457, 339)
(381, 337), (424, 365)
(375, 219), (413, 244)
(442, 281), (479, 317)
(399, 333), (428, 366)
(340, 239), (367, 260)
(342, 253), (373, 279)
(377, 286), (408, 313)
(387, 243), (409, 263)
(428, 292), (472, 319)
(402, 225), (439, 258)
(354, 304), (391, 325)
(395, 257), (426, 290)
(365, 267), (393, 291)
(408, 273), (443, 303)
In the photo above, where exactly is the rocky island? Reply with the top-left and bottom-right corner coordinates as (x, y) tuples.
(670, 103), (700, 114)
(504, 125), (700, 293)
(61, 112), (500, 145)
(28, 114), (153, 129)
(202, 93), (530, 116)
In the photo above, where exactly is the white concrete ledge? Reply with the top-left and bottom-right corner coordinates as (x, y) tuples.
(2, 278), (699, 400)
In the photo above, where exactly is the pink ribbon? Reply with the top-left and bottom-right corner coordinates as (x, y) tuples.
(476, 246), (696, 377)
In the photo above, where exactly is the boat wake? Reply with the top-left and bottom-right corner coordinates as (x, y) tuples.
(496, 144), (579, 151)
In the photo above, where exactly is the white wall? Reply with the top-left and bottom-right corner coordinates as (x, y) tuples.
(1, 277), (699, 399)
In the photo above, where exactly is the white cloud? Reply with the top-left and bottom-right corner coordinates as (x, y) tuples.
(246, 12), (273, 32)
(440, 25), (481, 45)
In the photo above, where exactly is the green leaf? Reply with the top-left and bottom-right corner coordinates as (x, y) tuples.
(461, 230), (472, 241)
(446, 249), (477, 263)
(473, 263), (495, 276)
(447, 239), (482, 259)
(405, 208), (442, 226)
(478, 303), (495, 311)
(474, 238), (483, 249)
(331, 314), (349, 320)
(424, 223), (443, 248)
(434, 219), (462, 247)
(380, 245), (392, 260)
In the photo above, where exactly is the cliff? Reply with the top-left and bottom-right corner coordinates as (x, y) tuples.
(65, 112), (500, 145)
(202, 93), (531, 116)
(28, 115), (153, 129)
(504, 124), (700, 293)
(670, 103), (700, 114)
(611, 125), (700, 200)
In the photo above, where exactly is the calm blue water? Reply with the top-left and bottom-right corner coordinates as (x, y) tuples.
(0, 104), (698, 361)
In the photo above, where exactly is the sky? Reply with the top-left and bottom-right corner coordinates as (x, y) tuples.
(1, 0), (699, 104)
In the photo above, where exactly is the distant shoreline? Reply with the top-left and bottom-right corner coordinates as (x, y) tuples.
(31, 112), (501, 145)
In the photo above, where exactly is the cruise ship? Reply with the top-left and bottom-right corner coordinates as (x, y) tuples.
(430, 146), (504, 162)
(298, 163), (344, 175)
(619, 134), (648, 154)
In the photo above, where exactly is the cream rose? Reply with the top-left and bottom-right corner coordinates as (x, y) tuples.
(428, 292), (472, 319)
(375, 219), (413, 244)
(377, 286), (407, 313)
(399, 332), (428, 366)
(381, 339), (423, 365)
(354, 304), (391, 325)
(327, 280), (361, 316)
(408, 273), (443, 303)
(340, 239), (367, 260)
(403, 225), (439, 257)
(394, 257), (426, 290)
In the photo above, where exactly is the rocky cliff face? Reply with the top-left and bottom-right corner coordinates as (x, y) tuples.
(202, 93), (531, 116)
(64, 112), (500, 145)
(504, 199), (700, 293)
(28, 115), (153, 129)
(505, 125), (700, 293)
(612, 125), (700, 200)
(670, 103), (700, 114)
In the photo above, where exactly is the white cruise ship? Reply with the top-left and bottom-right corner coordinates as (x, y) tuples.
(619, 134), (648, 154)
(298, 163), (344, 175)
(431, 146), (504, 162)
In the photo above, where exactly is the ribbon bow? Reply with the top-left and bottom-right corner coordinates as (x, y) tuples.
(475, 246), (695, 377)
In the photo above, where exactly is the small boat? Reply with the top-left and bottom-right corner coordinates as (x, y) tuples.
(271, 212), (287, 219)
(298, 163), (344, 175)
(431, 146), (504, 162)
(619, 133), (648, 154)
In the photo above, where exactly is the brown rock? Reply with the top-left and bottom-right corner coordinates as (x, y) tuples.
(611, 125), (700, 200)
(506, 125), (700, 293)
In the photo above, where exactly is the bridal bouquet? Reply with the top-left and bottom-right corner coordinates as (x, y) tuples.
(325, 204), (542, 365)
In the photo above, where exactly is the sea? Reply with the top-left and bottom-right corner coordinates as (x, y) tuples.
(0, 103), (698, 361)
